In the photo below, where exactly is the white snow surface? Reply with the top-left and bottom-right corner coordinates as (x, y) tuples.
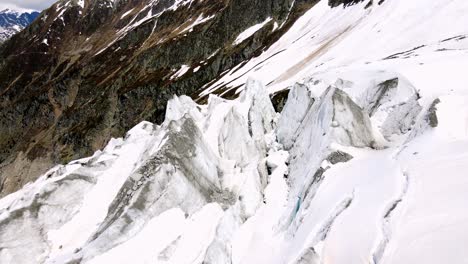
(2, 0), (468, 263)
(201, 0), (468, 97)
(233, 17), (272, 45)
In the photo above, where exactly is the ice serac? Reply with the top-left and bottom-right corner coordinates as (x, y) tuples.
(0, 171), (95, 263)
(277, 83), (315, 150)
(0, 79), (277, 264)
(1, 70), (468, 263)
(80, 116), (223, 261)
(279, 83), (378, 209)
(278, 78), (379, 154)
(264, 63), (466, 264)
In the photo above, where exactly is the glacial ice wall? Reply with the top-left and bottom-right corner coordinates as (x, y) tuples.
(2, 71), (467, 264)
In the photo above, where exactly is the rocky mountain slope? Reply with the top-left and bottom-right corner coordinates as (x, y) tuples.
(0, 0), (318, 196)
(1, 0), (468, 263)
(0, 8), (39, 42)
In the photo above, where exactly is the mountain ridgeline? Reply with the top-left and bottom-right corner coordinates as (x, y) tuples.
(0, 0), (362, 196)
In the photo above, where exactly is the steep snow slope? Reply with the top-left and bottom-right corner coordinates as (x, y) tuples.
(1, 0), (468, 263)
(201, 0), (468, 97)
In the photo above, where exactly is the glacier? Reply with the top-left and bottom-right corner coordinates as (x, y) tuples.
(1, 73), (467, 263)
(2, 0), (468, 263)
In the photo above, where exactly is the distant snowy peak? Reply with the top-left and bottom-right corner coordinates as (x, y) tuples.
(0, 8), (39, 42)
(0, 8), (39, 27)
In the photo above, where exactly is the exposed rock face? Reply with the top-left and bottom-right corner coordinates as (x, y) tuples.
(270, 89), (290, 113)
(326, 150), (353, 165)
(0, 0), (320, 197)
(427, 98), (441, 128)
(328, 0), (366, 8)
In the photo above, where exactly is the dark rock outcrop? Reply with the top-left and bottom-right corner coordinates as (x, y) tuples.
(271, 89), (290, 113)
(327, 150), (353, 165)
(328, 0), (366, 8)
(427, 98), (441, 128)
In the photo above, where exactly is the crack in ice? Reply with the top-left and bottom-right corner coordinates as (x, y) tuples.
(372, 169), (410, 264)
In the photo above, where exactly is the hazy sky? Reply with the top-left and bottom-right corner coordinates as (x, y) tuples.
(0, 0), (57, 11)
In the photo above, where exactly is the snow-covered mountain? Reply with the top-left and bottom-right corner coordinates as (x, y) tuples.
(1, 0), (468, 263)
(0, 8), (39, 42)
